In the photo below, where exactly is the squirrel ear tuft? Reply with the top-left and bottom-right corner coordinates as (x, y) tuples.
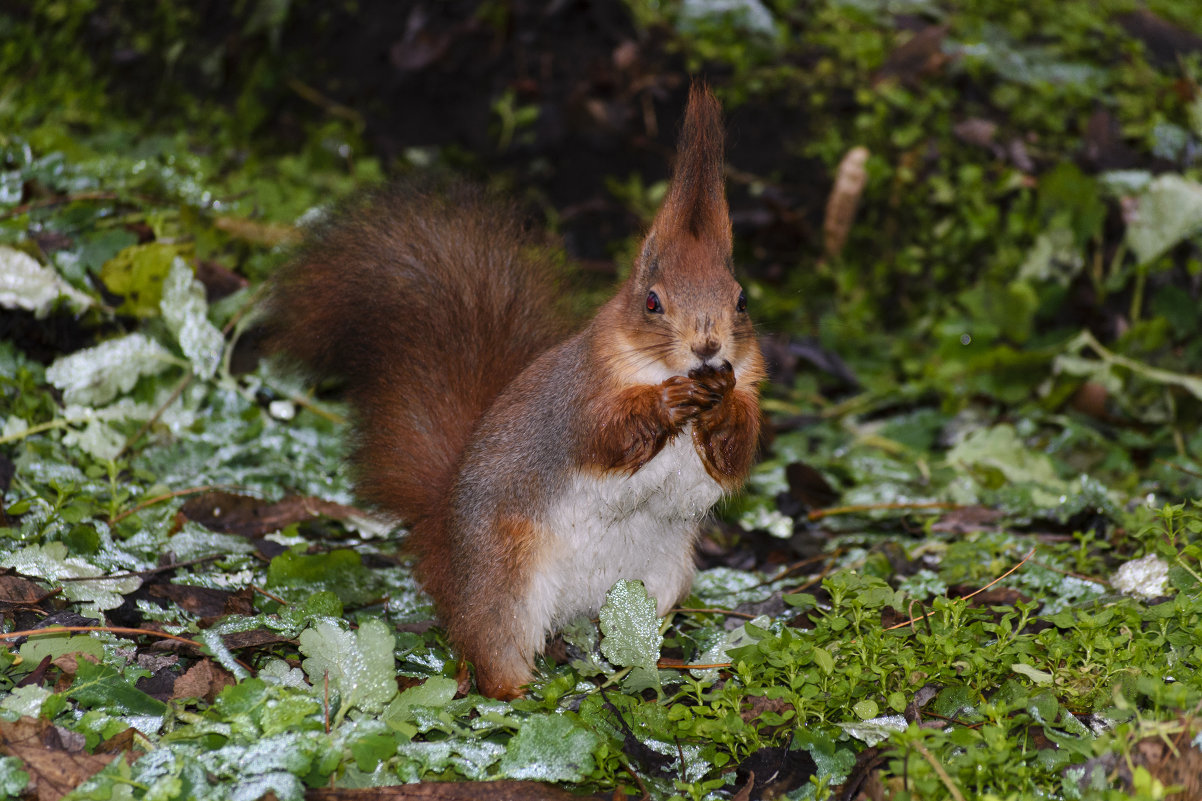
(648, 82), (731, 251)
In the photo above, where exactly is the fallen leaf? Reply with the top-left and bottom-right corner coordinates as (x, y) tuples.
(0, 717), (119, 801)
(180, 491), (368, 538)
(171, 659), (235, 702)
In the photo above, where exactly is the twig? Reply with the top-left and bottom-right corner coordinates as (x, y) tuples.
(749, 552), (834, 590)
(885, 548), (1036, 632)
(807, 502), (960, 522)
(622, 761), (650, 801)
(252, 585), (289, 605)
(117, 370), (194, 459)
(912, 742), (966, 801)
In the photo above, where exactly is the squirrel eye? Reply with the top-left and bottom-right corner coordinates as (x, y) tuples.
(736, 290), (747, 313)
(645, 290), (663, 314)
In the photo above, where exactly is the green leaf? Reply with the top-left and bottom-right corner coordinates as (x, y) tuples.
(0, 543), (142, 613)
(0, 245), (93, 316)
(382, 676), (458, 736)
(1126, 174), (1202, 266)
(44, 333), (176, 406)
(99, 241), (188, 317)
(0, 756), (29, 797)
(946, 424), (1067, 493)
(598, 579), (663, 693)
(497, 714), (602, 782)
(812, 646), (835, 676)
(68, 659), (168, 719)
(18, 633), (105, 666)
(266, 549), (377, 606)
(298, 618), (398, 726)
(160, 256), (224, 379)
(1012, 662), (1054, 685)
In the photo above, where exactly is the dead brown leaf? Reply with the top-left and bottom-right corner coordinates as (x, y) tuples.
(0, 574), (51, 607)
(179, 491), (367, 538)
(171, 659), (235, 703)
(0, 717), (120, 801)
(147, 583), (254, 620)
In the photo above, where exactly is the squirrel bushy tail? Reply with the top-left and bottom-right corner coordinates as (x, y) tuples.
(262, 183), (569, 524)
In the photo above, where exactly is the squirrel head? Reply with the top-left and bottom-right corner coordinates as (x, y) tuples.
(606, 84), (760, 384)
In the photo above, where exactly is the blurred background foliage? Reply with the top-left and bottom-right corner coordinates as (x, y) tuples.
(3, 0), (1201, 473)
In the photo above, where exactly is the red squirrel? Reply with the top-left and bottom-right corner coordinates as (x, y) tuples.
(263, 85), (764, 699)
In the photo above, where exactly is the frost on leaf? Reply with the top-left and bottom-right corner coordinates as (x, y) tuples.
(0, 245), (93, 317)
(298, 618), (397, 726)
(0, 543), (142, 613)
(497, 714), (601, 782)
(1126, 174), (1202, 266)
(1111, 553), (1170, 600)
(161, 257), (224, 379)
(45, 333), (175, 406)
(598, 579), (663, 693)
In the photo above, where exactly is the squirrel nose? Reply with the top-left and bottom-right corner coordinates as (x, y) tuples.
(692, 339), (720, 361)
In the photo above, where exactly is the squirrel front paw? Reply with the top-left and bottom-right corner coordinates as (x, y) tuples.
(687, 361), (735, 413)
(660, 373), (724, 425)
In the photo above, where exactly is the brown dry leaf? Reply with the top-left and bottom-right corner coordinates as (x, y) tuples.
(171, 659), (236, 703)
(179, 491), (367, 538)
(304, 781), (588, 800)
(0, 717), (119, 801)
(148, 583), (254, 619)
(0, 574), (50, 606)
(213, 216), (300, 247)
(822, 146), (869, 260)
(220, 628), (296, 651)
(740, 694), (795, 724)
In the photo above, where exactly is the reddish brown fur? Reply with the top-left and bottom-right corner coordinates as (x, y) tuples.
(261, 184), (570, 526)
(264, 85), (764, 700)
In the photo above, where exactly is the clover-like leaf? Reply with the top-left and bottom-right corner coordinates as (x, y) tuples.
(298, 618), (397, 726)
(497, 714), (601, 782)
(598, 579), (663, 693)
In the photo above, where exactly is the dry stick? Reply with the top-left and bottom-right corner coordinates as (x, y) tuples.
(622, 761), (650, 801)
(251, 585), (289, 605)
(56, 555), (220, 582)
(912, 742), (967, 801)
(0, 624), (197, 647)
(807, 501), (960, 522)
(749, 551), (834, 590)
(117, 370), (193, 459)
(884, 547), (1037, 632)
(0, 624), (254, 673)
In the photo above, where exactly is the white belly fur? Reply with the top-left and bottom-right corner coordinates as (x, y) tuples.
(528, 430), (722, 632)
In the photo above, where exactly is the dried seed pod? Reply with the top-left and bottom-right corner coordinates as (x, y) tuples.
(823, 146), (870, 260)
